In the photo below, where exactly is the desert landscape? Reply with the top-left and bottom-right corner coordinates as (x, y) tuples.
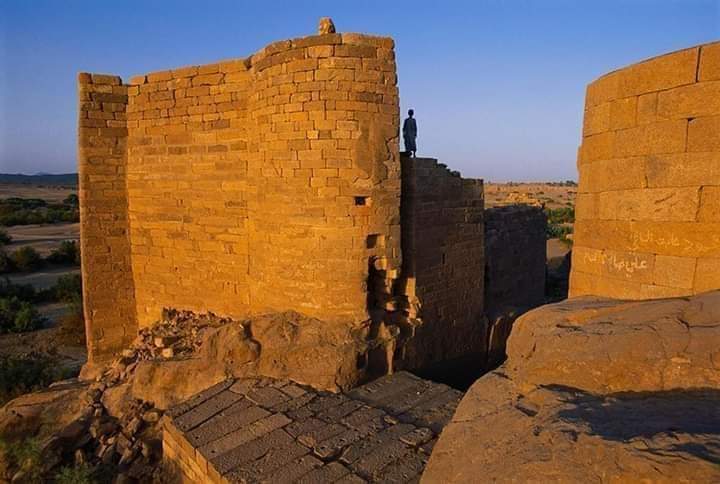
(1, 4), (719, 484)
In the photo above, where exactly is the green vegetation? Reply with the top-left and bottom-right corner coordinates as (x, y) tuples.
(0, 297), (45, 333)
(0, 437), (43, 482)
(9, 246), (43, 272)
(545, 206), (575, 242)
(547, 224), (573, 240)
(1, 438), (96, 483)
(0, 196), (79, 226)
(53, 274), (82, 304)
(47, 240), (80, 265)
(546, 180), (577, 187)
(0, 275), (83, 334)
(0, 356), (76, 405)
(0, 248), (11, 273)
(1, 240), (80, 274)
(0, 229), (11, 245)
(544, 206), (575, 224)
(55, 464), (95, 484)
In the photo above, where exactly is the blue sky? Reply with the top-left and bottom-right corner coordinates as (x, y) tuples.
(0, 1), (718, 181)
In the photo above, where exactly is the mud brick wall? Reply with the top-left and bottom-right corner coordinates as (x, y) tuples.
(571, 41), (720, 299)
(398, 157), (485, 370)
(124, 58), (254, 327)
(245, 33), (400, 321)
(484, 205), (546, 315)
(79, 32), (400, 361)
(77, 74), (137, 361)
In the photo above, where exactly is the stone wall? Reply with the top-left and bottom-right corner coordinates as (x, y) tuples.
(80, 31), (400, 362)
(483, 205), (546, 368)
(397, 157), (485, 371)
(571, 41), (720, 299)
(484, 205), (546, 315)
(78, 74), (137, 359)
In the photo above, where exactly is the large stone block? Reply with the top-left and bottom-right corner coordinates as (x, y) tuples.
(699, 42), (720, 81)
(582, 102), (610, 136)
(657, 81), (720, 119)
(616, 47), (699, 98)
(688, 116), (720, 152)
(694, 258), (720, 292)
(653, 254), (696, 289)
(597, 187), (700, 222)
(612, 119), (687, 157)
(698, 186), (720, 222)
(645, 152), (720, 188)
(574, 220), (720, 258)
(578, 157), (645, 193)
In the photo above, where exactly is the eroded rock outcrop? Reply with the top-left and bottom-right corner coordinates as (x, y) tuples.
(423, 292), (720, 483)
(0, 310), (372, 481)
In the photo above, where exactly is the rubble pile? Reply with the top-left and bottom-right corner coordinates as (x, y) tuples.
(124, 308), (239, 363)
(3, 309), (239, 483)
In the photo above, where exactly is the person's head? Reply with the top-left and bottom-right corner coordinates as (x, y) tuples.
(408, 109), (414, 117)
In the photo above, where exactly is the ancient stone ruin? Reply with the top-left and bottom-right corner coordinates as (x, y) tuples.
(78, 25), (546, 390)
(0, 20), (710, 484)
(571, 41), (720, 299)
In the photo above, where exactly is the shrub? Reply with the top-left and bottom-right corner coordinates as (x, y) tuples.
(0, 355), (75, 405)
(0, 229), (10, 245)
(0, 437), (43, 482)
(0, 196), (79, 227)
(47, 240), (80, 265)
(0, 278), (37, 302)
(0, 297), (45, 333)
(10, 247), (43, 272)
(55, 463), (94, 484)
(62, 194), (79, 206)
(0, 248), (13, 273)
(546, 224), (574, 243)
(54, 274), (82, 304)
(544, 207), (575, 225)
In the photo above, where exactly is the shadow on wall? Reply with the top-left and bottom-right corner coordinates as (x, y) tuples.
(556, 386), (720, 465)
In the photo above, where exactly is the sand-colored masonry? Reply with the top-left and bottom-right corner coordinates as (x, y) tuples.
(79, 32), (402, 361)
(79, 27), (501, 371)
(571, 41), (720, 299)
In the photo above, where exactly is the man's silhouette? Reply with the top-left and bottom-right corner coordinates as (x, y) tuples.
(403, 109), (417, 157)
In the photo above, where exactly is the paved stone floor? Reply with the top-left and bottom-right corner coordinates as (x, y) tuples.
(163, 371), (463, 483)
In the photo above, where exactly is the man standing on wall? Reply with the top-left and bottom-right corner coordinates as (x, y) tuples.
(403, 109), (417, 157)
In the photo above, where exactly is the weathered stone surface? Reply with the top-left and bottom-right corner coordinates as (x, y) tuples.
(423, 292), (720, 483)
(163, 372), (459, 483)
(505, 294), (720, 393)
(0, 380), (88, 440)
(80, 26), (405, 369)
(572, 40), (720, 299)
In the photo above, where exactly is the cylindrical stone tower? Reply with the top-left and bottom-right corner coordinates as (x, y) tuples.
(571, 41), (720, 299)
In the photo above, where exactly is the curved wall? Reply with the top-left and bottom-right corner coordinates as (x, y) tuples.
(246, 34), (400, 321)
(80, 31), (400, 360)
(571, 41), (720, 299)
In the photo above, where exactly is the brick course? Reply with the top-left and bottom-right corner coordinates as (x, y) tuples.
(79, 31), (401, 362)
(571, 41), (720, 299)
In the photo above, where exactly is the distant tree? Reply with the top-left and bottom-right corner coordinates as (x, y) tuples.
(10, 247), (43, 272)
(0, 249), (12, 274)
(47, 240), (80, 265)
(63, 194), (79, 206)
(53, 274), (82, 304)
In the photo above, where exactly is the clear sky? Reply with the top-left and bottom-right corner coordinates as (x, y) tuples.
(0, 0), (718, 181)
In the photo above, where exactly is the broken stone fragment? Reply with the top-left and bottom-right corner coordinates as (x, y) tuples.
(161, 347), (174, 359)
(141, 409), (160, 423)
(318, 17), (336, 35)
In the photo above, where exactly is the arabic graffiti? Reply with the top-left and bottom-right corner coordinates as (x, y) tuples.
(582, 250), (651, 278)
(629, 229), (720, 254)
